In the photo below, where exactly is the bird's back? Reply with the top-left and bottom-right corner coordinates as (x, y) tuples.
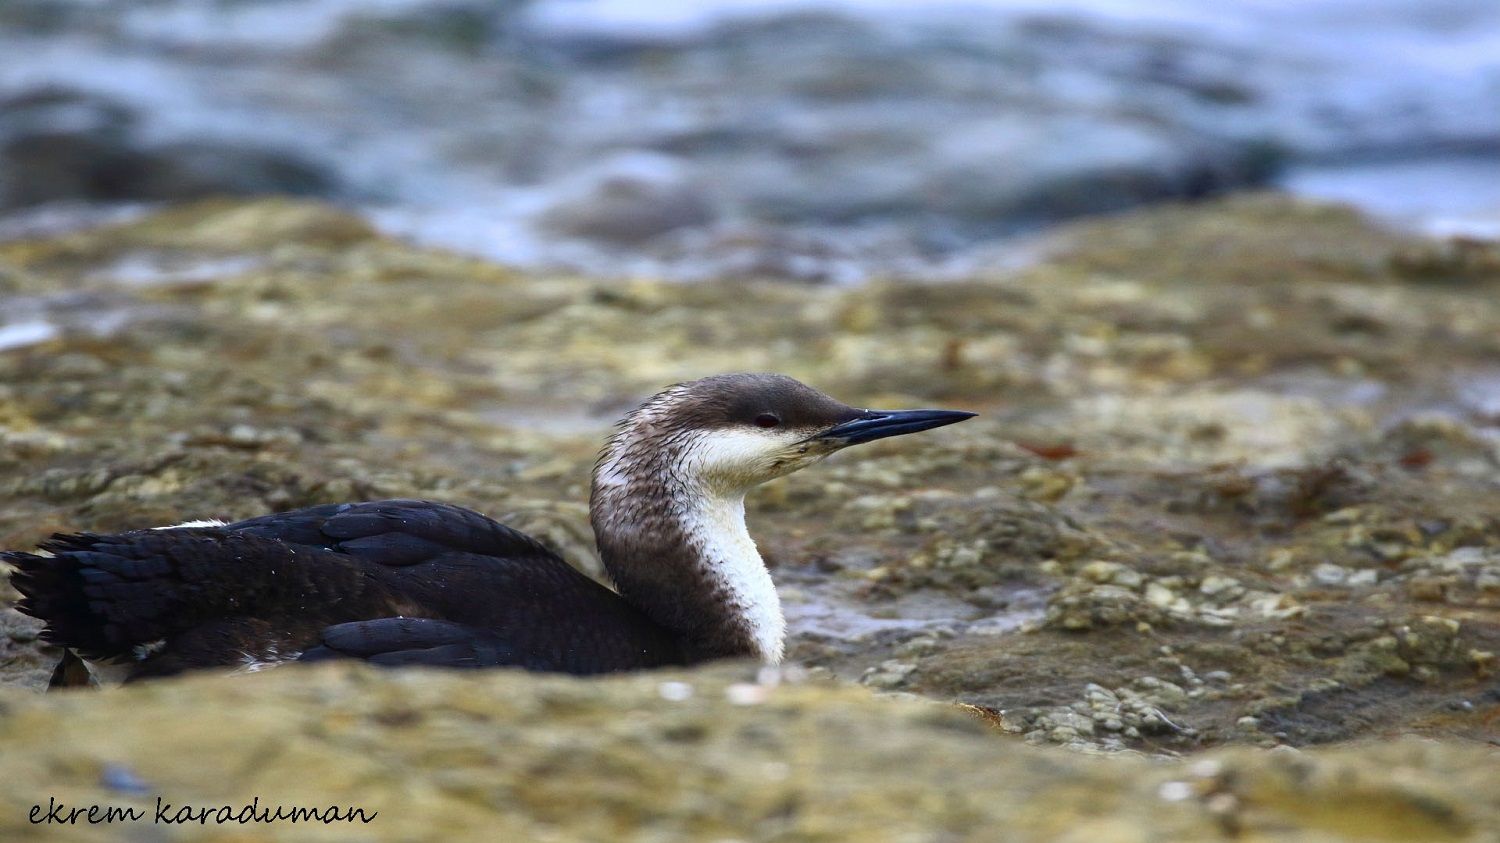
(5, 499), (684, 682)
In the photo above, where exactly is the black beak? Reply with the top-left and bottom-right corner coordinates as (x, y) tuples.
(811, 408), (977, 446)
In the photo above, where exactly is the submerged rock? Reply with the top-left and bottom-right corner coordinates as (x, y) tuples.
(0, 88), (338, 209)
(537, 152), (714, 245)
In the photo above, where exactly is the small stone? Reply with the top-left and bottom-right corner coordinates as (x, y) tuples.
(1144, 581), (1178, 607)
(658, 681), (694, 702)
(1323, 507), (1363, 524)
(1476, 569), (1500, 596)
(1418, 615), (1461, 634)
(1190, 760), (1223, 779)
(1407, 576), (1451, 602)
(1047, 710), (1097, 736)
(1083, 683), (1119, 705)
(1198, 575), (1243, 599)
(1266, 549), (1297, 571)
(1047, 726), (1080, 742)
(725, 683), (771, 705)
(860, 660), (917, 690)
(1312, 564), (1348, 585)
(998, 711), (1031, 733)
(1080, 560), (1144, 589)
(99, 764), (152, 796)
(1158, 781), (1195, 802)
(893, 635), (940, 659)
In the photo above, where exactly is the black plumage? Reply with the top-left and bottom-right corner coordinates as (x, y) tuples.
(6, 499), (684, 682)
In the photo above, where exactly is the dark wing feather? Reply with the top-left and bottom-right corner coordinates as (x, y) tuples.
(7, 499), (685, 676)
(7, 528), (383, 662)
(301, 618), (521, 668)
(308, 551), (688, 674)
(226, 499), (560, 566)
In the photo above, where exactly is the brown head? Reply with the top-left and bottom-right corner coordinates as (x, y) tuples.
(593, 373), (975, 497)
(589, 373), (975, 663)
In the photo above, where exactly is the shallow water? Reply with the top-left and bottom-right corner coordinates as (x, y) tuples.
(2, 0), (1495, 283)
(1279, 154), (1500, 239)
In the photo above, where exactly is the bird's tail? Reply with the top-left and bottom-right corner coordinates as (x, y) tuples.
(5, 528), (367, 663)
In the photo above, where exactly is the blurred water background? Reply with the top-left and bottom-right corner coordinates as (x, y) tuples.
(1, 0), (1496, 282)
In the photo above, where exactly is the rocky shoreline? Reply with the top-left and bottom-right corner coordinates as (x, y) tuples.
(1, 196), (1497, 839)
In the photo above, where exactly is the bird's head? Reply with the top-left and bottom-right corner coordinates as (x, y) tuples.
(594, 373), (976, 498)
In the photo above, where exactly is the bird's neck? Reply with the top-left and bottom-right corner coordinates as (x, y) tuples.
(590, 451), (784, 664)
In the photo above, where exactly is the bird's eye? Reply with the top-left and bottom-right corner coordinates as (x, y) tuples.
(754, 413), (781, 428)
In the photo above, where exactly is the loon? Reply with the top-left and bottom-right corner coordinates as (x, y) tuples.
(5, 373), (973, 685)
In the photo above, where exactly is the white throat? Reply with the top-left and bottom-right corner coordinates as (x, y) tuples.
(678, 490), (785, 663)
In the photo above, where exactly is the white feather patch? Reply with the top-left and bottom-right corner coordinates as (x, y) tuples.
(685, 492), (785, 663)
(153, 519), (228, 530)
(232, 646), (300, 675)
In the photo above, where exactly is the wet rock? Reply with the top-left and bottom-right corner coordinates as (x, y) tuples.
(132, 139), (336, 200)
(1081, 560), (1145, 589)
(1392, 616), (1470, 678)
(0, 87), (337, 209)
(536, 152), (713, 245)
(869, 498), (1102, 596)
(643, 223), (868, 284)
(1013, 674), (1206, 751)
(0, 88), (142, 208)
(859, 659), (917, 690)
(1311, 563), (1349, 586)
(1044, 582), (1166, 631)
(6, 195), (1500, 764)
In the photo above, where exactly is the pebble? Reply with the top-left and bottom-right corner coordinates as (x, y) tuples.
(725, 683), (771, 706)
(1145, 582), (1178, 607)
(1407, 576), (1452, 601)
(894, 635), (940, 658)
(860, 660), (917, 690)
(1158, 781), (1196, 802)
(658, 681), (694, 702)
(1080, 560), (1144, 589)
(99, 764), (153, 796)
(1198, 575), (1242, 598)
(1312, 564), (1349, 585)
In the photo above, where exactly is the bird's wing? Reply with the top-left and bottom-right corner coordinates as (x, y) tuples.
(5, 500), (559, 663)
(225, 498), (563, 567)
(7, 499), (684, 675)
(7, 526), (385, 662)
(298, 548), (689, 674)
(299, 617), (522, 668)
